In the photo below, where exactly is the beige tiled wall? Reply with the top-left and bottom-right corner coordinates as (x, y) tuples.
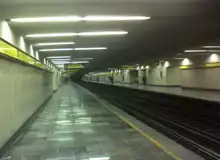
(147, 67), (167, 85)
(0, 57), (53, 148)
(146, 66), (181, 86)
(114, 74), (123, 82)
(181, 67), (220, 90)
(166, 67), (181, 86)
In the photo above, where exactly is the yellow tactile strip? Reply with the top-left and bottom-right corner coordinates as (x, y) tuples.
(102, 103), (183, 160)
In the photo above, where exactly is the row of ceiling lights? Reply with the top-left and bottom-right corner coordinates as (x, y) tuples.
(138, 46), (220, 68)
(10, 15), (150, 65)
(29, 31), (128, 52)
(108, 65), (150, 74)
(184, 46), (220, 53)
(97, 45), (220, 73)
(185, 49), (220, 53)
(111, 47), (220, 72)
(28, 31), (127, 51)
(109, 53), (219, 74)
(89, 52), (220, 75)
(10, 16), (150, 53)
(46, 56), (94, 65)
(11, 16), (220, 66)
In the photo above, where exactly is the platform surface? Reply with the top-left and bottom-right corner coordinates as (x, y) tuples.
(1, 83), (203, 160)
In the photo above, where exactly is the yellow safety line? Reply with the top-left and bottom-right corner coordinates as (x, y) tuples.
(102, 104), (183, 160)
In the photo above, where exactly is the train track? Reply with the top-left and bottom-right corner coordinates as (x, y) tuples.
(79, 81), (220, 160)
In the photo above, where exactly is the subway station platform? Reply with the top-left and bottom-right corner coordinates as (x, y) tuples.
(92, 81), (220, 103)
(0, 83), (202, 160)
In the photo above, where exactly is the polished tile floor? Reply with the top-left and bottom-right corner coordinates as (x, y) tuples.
(1, 84), (174, 160)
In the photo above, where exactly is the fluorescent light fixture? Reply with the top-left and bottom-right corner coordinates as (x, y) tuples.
(10, 15), (150, 23)
(73, 57), (94, 60)
(53, 61), (68, 63)
(173, 57), (184, 60)
(184, 50), (207, 53)
(56, 120), (71, 124)
(10, 16), (82, 23)
(84, 16), (150, 21)
(89, 157), (110, 160)
(202, 46), (220, 48)
(35, 42), (75, 46)
(26, 33), (77, 38)
(74, 47), (107, 50)
(56, 64), (64, 68)
(39, 48), (74, 52)
(52, 61), (89, 64)
(51, 60), (71, 62)
(51, 59), (71, 61)
(71, 61), (89, 64)
(52, 61), (70, 64)
(26, 31), (127, 38)
(47, 56), (70, 59)
(78, 31), (128, 36)
(40, 47), (106, 52)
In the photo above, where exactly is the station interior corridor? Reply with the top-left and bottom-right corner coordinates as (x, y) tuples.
(1, 84), (176, 160)
(0, 1), (220, 160)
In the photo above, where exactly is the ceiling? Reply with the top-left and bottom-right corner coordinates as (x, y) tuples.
(1, 0), (220, 74)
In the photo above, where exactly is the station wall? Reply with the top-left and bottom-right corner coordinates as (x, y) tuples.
(181, 67), (220, 90)
(139, 64), (180, 86)
(0, 57), (53, 148)
(166, 67), (181, 86)
(147, 66), (167, 86)
(0, 20), (61, 149)
(138, 70), (145, 84)
(180, 54), (220, 90)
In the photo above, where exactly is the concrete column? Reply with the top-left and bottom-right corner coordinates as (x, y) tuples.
(52, 71), (61, 91)
(123, 70), (130, 83)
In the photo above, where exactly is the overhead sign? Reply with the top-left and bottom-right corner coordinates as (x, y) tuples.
(67, 64), (82, 69)
(62, 68), (79, 74)
(64, 63), (83, 70)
